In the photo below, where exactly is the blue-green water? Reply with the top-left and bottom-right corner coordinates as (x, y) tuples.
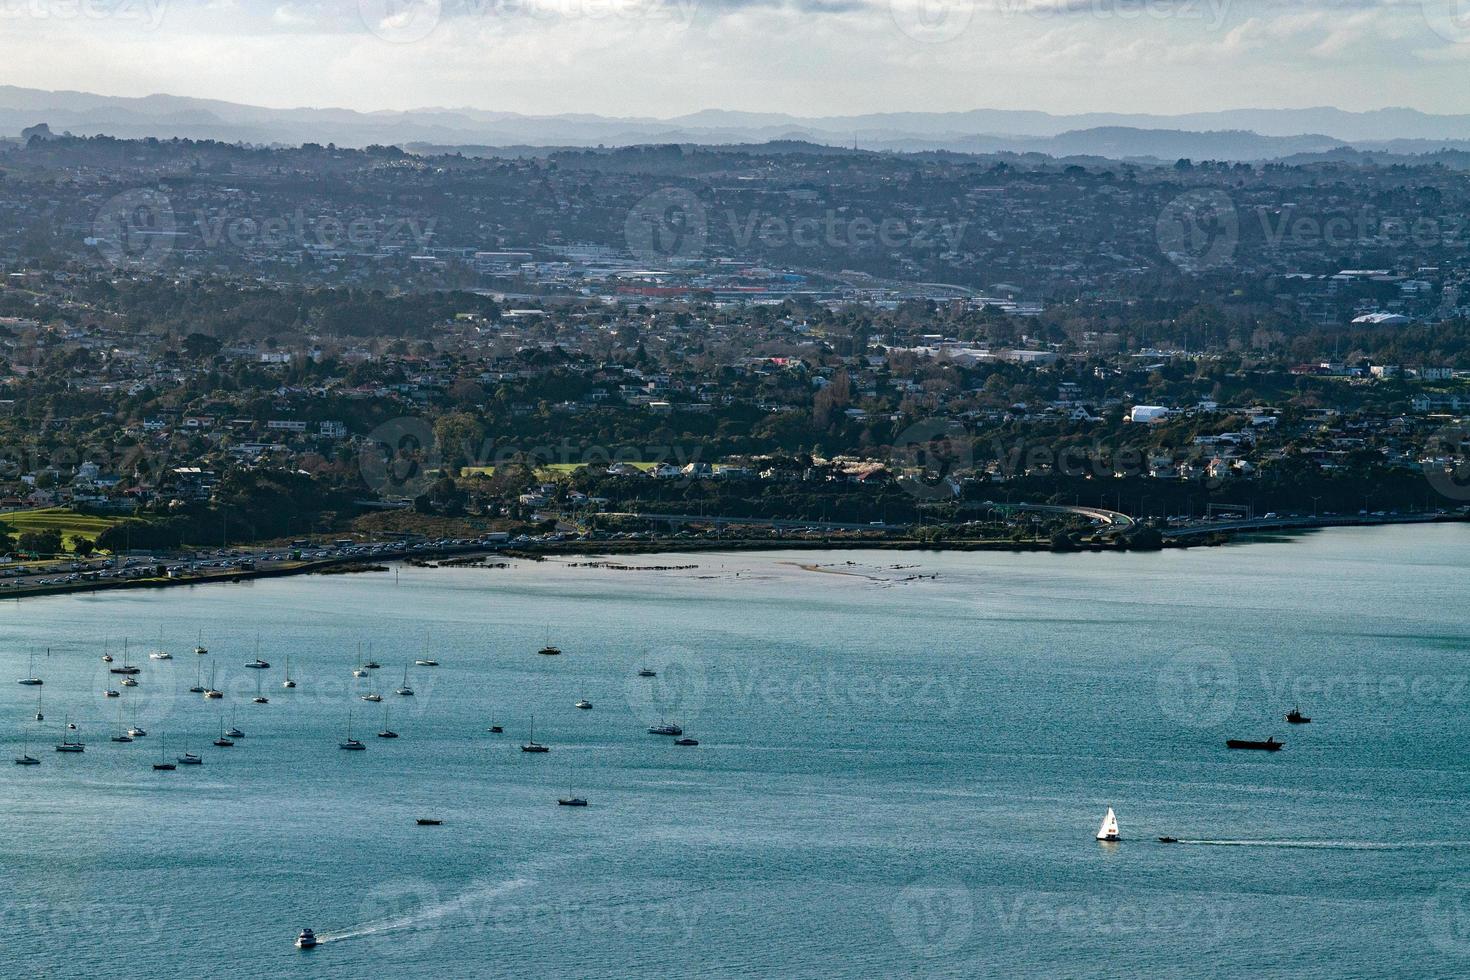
(4, 525), (1470, 978)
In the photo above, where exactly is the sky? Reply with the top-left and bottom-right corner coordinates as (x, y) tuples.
(1, 0), (1469, 117)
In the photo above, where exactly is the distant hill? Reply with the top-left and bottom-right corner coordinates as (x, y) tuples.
(3, 86), (1470, 160)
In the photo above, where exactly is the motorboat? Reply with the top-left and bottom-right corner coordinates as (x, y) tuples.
(361, 693), (383, 703)
(1286, 707), (1311, 724)
(416, 818), (442, 826)
(648, 723), (683, 736)
(295, 929), (318, 950)
(120, 676), (139, 687)
(673, 737), (699, 746)
(150, 651), (172, 660)
(415, 659), (439, 667)
(1226, 737), (1284, 751)
(1158, 836), (1179, 844)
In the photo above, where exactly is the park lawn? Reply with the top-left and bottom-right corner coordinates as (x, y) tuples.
(0, 507), (127, 547)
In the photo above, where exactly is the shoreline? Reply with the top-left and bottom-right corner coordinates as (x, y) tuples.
(3, 513), (1461, 603)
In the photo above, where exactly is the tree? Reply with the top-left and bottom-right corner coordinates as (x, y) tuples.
(18, 528), (63, 555)
(69, 535), (95, 557)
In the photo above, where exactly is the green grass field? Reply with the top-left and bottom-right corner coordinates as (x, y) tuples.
(0, 507), (126, 546)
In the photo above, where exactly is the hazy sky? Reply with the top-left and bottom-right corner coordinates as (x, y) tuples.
(2, 0), (1469, 116)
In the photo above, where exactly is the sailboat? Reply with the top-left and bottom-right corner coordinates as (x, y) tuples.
(282, 655), (296, 689)
(225, 707), (244, 739)
(189, 656), (206, 693)
(521, 714), (550, 753)
(14, 739), (39, 765)
(177, 749), (203, 765)
(377, 704), (399, 739)
(194, 631), (208, 656)
(340, 709), (366, 750)
(245, 636), (269, 669)
(213, 719), (235, 747)
(395, 664), (414, 697)
(110, 639), (140, 675)
(127, 705), (148, 738)
(34, 686), (43, 721)
(352, 643), (368, 678)
(101, 639), (113, 664)
(203, 664), (223, 699)
(557, 768), (587, 806)
(415, 633), (439, 667)
(574, 698), (593, 710)
(252, 669), (269, 704)
(17, 649), (43, 685)
(150, 628), (172, 659)
(1096, 807), (1121, 843)
(153, 738), (176, 770)
(111, 699), (133, 742)
(537, 629), (561, 656)
(55, 715), (84, 753)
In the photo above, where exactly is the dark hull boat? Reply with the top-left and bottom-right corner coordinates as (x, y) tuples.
(1286, 708), (1311, 724)
(1226, 737), (1283, 751)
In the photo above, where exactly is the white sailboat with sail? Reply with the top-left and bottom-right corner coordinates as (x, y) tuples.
(1096, 807), (1120, 842)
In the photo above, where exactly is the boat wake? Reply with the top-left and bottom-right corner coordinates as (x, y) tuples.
(315, 876), (534, 945)
(1171, 839), (1470, 851)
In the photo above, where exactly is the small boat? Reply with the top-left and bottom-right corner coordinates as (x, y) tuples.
(245, 659), (270, 669)
(416, 818), (442, 826)
(14, 745), (39, 765)
(189, 658), (206, 693)
(194, 632), (207, 656)
(377, 704), (397, 738)
(177, 752), (203, 765)
(648, 723), (683, 736)
(396, 664), (414, 697)
(295, 928), (318, 950)
(488, 724), (503, 734)
(17, 650), (43, 685)
(104, 688), (120, 698)
(558, 770), (587, 806)
(212, 736), (235, 747)
(55, 715), (83, 752)
(120, 677), (139, 687)
(111, 734), (133, 743)
(1286, 707), (1311, 724)
(340, 710), (366, 750)
(415, 659), (439, 667)
(1158, 836), (1179, 844)
(362, 661), (381, 670)
(225, 709), (243, 739)
(252, 671), (269, 704)
(153, 742), (176, 771)
(521, 715), (550, 752)
(574, 699), (593, 710)
(101, 653), (113, 663)
(109, 666), (141, 675)
(1226, 736), (1283, 751)
(204, 664), (223, 699)
(637, 668), (656, 678)
(361, 693), (383, 703)
(33, 687), (42, 721)
(150, 652), (172, 660)
(1096, 807), (1121, 842)
(282, 655), (296, 689)
(128, 726), (147, 738)
(673, 737), (699, 746)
